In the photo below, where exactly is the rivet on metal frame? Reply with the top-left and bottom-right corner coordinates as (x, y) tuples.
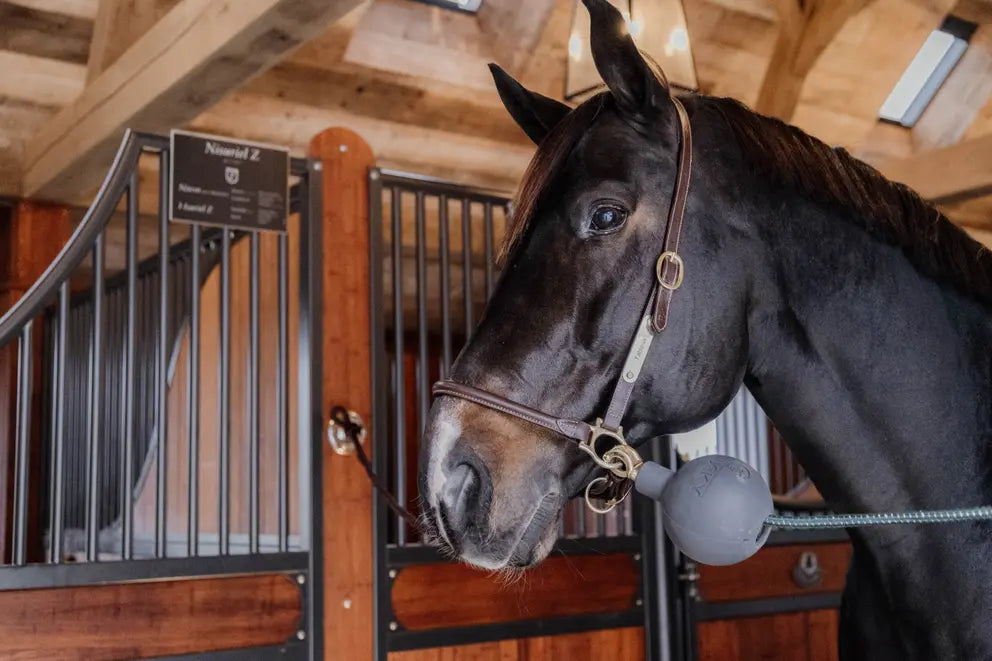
(327, 409), (366, 455)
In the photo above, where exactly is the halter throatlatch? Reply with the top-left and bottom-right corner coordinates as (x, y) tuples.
(432, 96), (694, 513)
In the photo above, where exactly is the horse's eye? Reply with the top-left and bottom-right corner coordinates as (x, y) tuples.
(590, 205), (628, 234)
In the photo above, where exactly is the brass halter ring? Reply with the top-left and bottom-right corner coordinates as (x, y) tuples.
(656, 251), (685, 291)
(585, 477), (620, 514)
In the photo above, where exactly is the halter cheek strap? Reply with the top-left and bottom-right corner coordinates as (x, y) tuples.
(432, 96), (693, 502)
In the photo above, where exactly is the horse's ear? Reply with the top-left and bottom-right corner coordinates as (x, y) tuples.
(489, 63), (571, 145)
(582, 0), (669, 119)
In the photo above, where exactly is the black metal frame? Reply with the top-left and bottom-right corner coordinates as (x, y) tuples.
(368, 167), (649, 659)
(0, 132), (325, 660)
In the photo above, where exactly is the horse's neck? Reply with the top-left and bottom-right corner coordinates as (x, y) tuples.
(745, 201), (992, 522)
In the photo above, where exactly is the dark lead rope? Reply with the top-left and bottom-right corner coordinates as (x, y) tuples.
(330, 406), (420, 528)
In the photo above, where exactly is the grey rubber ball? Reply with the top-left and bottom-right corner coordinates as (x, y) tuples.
(657, 455), (773, 566)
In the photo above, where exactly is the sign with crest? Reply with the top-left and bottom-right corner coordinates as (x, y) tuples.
(169, 130), (289, 232)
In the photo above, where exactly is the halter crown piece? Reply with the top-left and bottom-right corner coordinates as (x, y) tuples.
(430, 96), (992, 567)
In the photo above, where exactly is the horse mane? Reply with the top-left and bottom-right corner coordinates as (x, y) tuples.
(502, 89), (992, 306)
(705, 95), (992, 306)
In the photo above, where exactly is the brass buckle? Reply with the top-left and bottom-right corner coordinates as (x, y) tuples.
(656, 251), (684, 291)
(578, 419), (627, 473)
(580, 420), (644, 514)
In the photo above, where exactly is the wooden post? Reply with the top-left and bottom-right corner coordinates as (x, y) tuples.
(0, 201), (72, 562)
(308, 128), (376, 660)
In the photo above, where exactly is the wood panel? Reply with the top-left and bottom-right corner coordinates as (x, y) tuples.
(309, 127), (376, 661)
(697, 609), (839, 661)
(0, 201), (72, 563)
(389, 626), (644, 661)
(0, 573), (301, 659)
(698, 543), (851, 603)
(392, 553), (639, 630)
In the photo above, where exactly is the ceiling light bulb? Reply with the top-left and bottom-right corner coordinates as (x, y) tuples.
(569, 33), (583, 60)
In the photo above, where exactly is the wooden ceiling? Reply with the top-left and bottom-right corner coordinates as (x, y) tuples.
(1, 0), (991, 235)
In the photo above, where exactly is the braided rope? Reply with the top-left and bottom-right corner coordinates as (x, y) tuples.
(765, 506), (992, 530)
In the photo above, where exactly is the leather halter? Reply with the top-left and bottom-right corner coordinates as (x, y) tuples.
(432, 96), (693, 504)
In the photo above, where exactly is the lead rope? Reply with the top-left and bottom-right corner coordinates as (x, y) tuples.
(765, 506), (992, 530)
(330, 406), (420, 528)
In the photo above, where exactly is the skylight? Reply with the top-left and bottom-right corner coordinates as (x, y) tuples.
(879, 16), (975, 127)
(409, 0), (482, 12)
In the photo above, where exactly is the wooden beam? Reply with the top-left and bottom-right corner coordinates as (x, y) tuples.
(0, 3), (92, 65)
(476, 0), (556, 75)
(878, 134), (992, 203)
(21, 0), (366, 203)
(0, 50), (85, 107)
(702, 0), (776, 21)
(343, 0), (494, 91)
(940, 196), (992, 230)
(3, 0), (98, 20)
(190, 92), (533, 192)
(754, 0), (873, 121)
(86, 0), (180, 83)
(242, 62), (528, 146)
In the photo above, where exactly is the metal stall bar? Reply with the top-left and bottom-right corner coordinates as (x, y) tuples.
(249, 232), (261, 554)
(277, 231), (289, 552)
(461, 199), (473, 334)
(415, 192), (429, 433)
(219, 231), (232, 556)
(48, 282), (70, 564)
(188, 225), (201, 557)
(298, 157), (325, 660)
(483, 202), (494, 298)
(391, 186), (406, 545)
(121, 170), (139, 560)
(368, 168), (391, 661)
(12, 323), (33, 565)
(438, 195), (452, 378)
(157, 150), (171, 558)
(86, 234), (106, 562)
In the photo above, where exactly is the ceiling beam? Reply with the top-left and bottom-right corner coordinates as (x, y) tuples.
(3, 0), (98, 20)
(0, 50), (85, 107)
(190, 92), (533, 192)
(20, 0), (367, 203)
(878, 134), (992, 203)
(476, 0), (557, 75)
(754, 0), (873, 121)
(243, 62), (528, 146)
(86, 0), (179, 83)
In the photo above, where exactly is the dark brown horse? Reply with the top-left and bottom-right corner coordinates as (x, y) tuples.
(417, 1), (992, 658)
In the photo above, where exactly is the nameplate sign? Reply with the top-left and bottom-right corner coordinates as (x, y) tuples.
(169, 130), (289, 232)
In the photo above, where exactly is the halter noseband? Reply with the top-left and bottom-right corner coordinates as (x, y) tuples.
(433, 96), (693, 512)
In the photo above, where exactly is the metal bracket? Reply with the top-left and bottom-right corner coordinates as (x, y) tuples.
(327, 408), (366, 456)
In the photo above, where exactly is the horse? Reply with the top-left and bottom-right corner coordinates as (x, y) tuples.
(416, 1), (992, 657)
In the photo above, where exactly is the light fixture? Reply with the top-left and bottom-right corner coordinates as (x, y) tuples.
(878, 15), (976, 127)
(566, 0), (698, 102)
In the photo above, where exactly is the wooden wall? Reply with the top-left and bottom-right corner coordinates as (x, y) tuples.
(391, 627), (644, 661)
(698, 611), (838, 661)
(0, 201), (72, 563)
(0, 574), (302, 659)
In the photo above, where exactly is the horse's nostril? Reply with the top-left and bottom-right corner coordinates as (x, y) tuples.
(441, 463), (480, 530)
